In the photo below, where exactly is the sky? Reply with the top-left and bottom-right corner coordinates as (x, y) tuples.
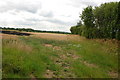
(0, 0), (119, 32)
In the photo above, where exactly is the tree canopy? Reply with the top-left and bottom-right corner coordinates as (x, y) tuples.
(70, 2), (120, 40)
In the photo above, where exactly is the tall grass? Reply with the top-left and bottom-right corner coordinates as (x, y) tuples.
(63, 40), (118, 78)
(2, 36), (69, 78)
(2, 35), (118, 78)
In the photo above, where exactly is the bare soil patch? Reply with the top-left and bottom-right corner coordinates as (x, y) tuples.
(30, 74), (37, 80)
(108, 71), (118, 78)
(66, 52), (80, 60)
(53, 46), (61, 50)
(44, 69), (55, 78)
(44, 44), (61, 51)
(44, 44), (53, 47)
(81, 61), (98, 68)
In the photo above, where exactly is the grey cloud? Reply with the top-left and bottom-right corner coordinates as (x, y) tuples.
(47, 18), (74, 26)
(25, 17), (69, 25)
(15, 20), (36, 26)
(48, 19), (66, 25)
(81, 1), (97, 6)
(13, 18), (71, 32)
(26, 18), (41, 22)
(0, 1), (41, 13)
(17, 16), (74, 27)
(61, 15), (72, 17)
(68, 0), (98, 8)
(39, 11), (54, 17)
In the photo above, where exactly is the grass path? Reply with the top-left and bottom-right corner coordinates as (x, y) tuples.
(2, 33), (118, 78)
(44, 44), (77, 78)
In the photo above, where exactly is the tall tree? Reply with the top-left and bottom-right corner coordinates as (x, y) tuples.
(94, 2), (118, 38)
(70, 2), (119, 40)
(116, 1), (120, 40)
(81, 6), (95, 28)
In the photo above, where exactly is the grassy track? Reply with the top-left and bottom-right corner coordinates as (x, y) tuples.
(2, 33), (118, 78)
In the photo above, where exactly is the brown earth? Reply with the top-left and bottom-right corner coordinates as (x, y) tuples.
(29, 32), (85, 42)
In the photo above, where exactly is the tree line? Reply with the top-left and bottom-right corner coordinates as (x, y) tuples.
(0, 27), (70, 34)
(70, 2), (120, 40)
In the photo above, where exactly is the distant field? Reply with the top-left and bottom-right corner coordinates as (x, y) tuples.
(1, 31), (119, 78)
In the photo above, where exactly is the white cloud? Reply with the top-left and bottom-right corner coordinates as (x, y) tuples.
(0, 0), (41, 13)
(0, 0), (119, 32)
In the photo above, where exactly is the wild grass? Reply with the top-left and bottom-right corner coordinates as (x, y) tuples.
(64, 40), (118, 78)
(2, 33), (118, 78)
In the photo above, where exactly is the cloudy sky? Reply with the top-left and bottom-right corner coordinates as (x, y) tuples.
(0, 0), (119, 32)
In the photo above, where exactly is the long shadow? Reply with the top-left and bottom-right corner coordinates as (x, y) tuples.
(1, 30), (31, 36)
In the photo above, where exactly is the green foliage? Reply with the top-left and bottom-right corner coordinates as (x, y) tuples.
(70, 26), (80, 34)
(70, 2), (120, 40)
(115, 2), (120, 40)
(81, 6), (95, 28)
(76, 20), (82, 27)
(116, 30), (120, 40)
(94, 2), (118, 39)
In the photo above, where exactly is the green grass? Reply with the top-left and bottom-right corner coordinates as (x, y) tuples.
(2, 35), (118, 78)
(72, 61), (109, 78)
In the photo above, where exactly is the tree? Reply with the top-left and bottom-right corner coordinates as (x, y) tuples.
(76, 20), (82, 27)
(116, 1), (120, 40)
(94, 2), (118, 39)
(81, 6), (95, 28)
(70, 2), (119, 40)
